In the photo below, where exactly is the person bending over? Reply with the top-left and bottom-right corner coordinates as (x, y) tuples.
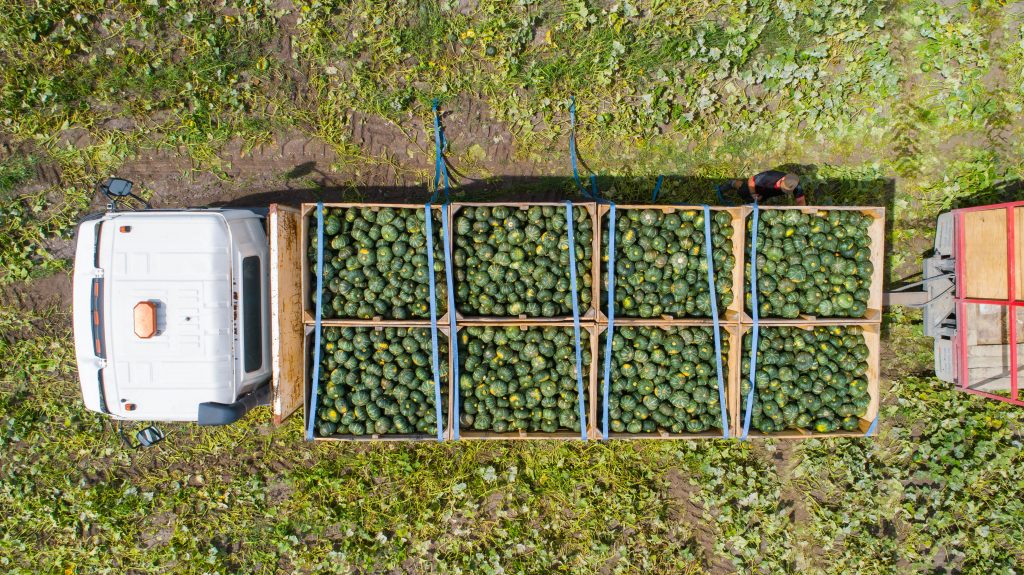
(726, 170), (806, 205)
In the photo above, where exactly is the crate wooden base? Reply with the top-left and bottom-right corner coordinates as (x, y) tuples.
(449, 202), (601, 329)
(740, 206), (885, 325)
(300, 202), (449, 325)
(596, 204), (746, 326)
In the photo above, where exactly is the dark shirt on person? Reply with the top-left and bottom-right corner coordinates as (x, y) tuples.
(740, 170), (805, 203)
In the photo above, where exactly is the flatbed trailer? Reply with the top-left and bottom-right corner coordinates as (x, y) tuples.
(119, 182), (1024, 449)
(905, 201), (1024, 406)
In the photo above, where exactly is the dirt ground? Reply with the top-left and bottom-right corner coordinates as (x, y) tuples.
(109, 98), (566, 207)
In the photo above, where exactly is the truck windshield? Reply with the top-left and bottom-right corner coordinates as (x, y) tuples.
(241, 256), (262, 373)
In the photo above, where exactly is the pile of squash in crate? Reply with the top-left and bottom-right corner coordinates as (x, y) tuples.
(303, 202), (883, 441)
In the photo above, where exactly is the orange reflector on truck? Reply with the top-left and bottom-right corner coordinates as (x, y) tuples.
(133, 301), (157, 339)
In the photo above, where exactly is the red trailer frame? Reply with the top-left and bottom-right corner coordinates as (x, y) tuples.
(955, 200), (1024, 406)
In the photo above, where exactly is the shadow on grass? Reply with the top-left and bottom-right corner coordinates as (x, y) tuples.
(210, 172), (895, 211)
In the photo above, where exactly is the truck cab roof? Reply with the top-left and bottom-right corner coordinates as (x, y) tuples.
(73, 209), (271, 421)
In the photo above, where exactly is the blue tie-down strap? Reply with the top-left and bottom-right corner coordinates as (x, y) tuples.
(431, 99), (451, 205)
(741, 203), (760, 440)
(569, 97), (599, 200)
(702, 205), (729, 439)
(442, 204), (461, 440)
(424, 203), (444, 441)
(865, 415), (879, 437)
(650, 175), (665, 202)
(602, 203), (616, 440)
(565, 201), (588, 441)
(306, 202), (326, 441)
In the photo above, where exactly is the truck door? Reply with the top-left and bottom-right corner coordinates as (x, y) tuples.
(269, 204), (305, 424)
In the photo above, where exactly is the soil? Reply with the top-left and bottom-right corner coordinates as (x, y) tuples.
(264, 478), (294, 507)
(2, 86), (932, 575)
(103, 95), (564, 212)
(2, 272), (72, 312)
(759, 442), (826, 572)
(140, 511), (178, 549)
(663, 466), (735, 573)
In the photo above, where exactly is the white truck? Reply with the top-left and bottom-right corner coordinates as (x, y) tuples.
(73, 179), (305, 439)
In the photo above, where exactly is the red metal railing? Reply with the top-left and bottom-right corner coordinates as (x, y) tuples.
(954, 200), (1024, 406)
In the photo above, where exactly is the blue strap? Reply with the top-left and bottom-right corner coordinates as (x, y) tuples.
(651, 175), (665, 202)
(565, 201), (588, 441)
(702, 206), (730, 439)
(431, 99), (450, 204)
(424, 203), (444, 441)
(865, 415), (879, 437)
(741, 203), (760, 440)
(569, 97), (599, 199)
(305, 202), (326, 441)
(602, 203), (616, 440)
(442, 205), (460, 440)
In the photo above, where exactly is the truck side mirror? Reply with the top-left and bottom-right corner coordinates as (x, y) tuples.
(135, 425), (166, 447)
(118, 422), (166, 449)
(102, 178), (134, 197)
(100, 177), (152, 211)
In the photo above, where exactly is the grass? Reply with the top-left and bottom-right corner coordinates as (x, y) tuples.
(2, 0), (1024, 573)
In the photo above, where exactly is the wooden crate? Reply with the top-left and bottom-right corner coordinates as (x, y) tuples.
(449, 323), (599, 440)
(740, 206), (885, 324)
(591, 321), (740, 440)
(303, 323), (453, 442)
(595, 205), (745, 324)
(448, 202), (600, 324)
(737, 322), (880, 439)
(299, 203), (450, 327)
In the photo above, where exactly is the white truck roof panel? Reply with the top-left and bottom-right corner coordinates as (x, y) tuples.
(75, 211), (240, 421)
